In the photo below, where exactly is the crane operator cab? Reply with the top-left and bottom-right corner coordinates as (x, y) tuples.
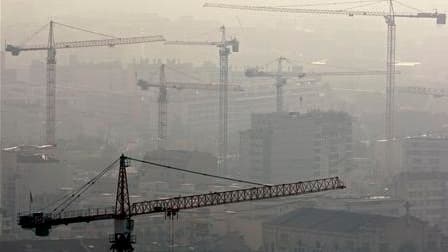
(18, 212), (52, 236)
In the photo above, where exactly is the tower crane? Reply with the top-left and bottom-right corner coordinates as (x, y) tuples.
(5, 20), (165, 147)
(204, 0), (445, 176)
(164, 26), (239, 175)
(246, 57), (390, 112)
(136, 64), (243, 150)
(18, 154), (345, 251)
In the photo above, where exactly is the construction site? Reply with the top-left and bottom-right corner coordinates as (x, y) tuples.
(1, 0), (448, 251)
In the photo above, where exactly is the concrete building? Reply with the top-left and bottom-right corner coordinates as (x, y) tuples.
(239, 111), (352, 183)
(1, 146), (65, 238)
(180, 83), (330, 153)
(390, 135), (448, 230)
(392, 172), (448, 229)
(263, 208), (448, 252)
(401, 135), (448, 174)
(1, 149), (18, 237)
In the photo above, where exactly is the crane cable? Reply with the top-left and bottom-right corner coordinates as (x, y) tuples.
(164, 64), (209, 84)
(18, 23), (50, 47)
(18, 21), (117, 48)
(44, 154), (266, 214)
(393, 0), (423, 13)
(127, 156), (268, 186)
(52, 21), (117, 39)
(273, 0), (386, 8)
(343, 0), (387, 11)
(55, 158), (120, 214)
(44, 158), (119, 213)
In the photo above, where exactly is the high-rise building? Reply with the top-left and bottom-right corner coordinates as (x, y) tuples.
(239, 111), (352, 183)
(1, 146), (63, 238)
(393, 172), (448, 227)
(401, 135), (448, 174)
(0, 149), (18, 237)
(392, 135), (448, 231)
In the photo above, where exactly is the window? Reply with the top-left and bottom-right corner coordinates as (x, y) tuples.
(296, 240), (305, 252)
(380, 243), (390, 252)
(313, 241), (322, 252)
(345, 241), (355, 252)
(334, 242), (340, 252)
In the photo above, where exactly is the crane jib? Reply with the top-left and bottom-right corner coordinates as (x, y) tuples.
(5, 35), (165, 55)
(131, 177), (345, 216)
(17, 177), (344, 236)
(203, 3), (445, 24)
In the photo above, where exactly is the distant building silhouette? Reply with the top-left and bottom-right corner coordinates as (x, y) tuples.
(239, 111), (352, 183)
(263, 208), (448, 252)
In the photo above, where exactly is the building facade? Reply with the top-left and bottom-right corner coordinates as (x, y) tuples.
(1, 146), (63, 238)
(393, 172), (448, 229)
(239, 111), (352, 183)
(401, 136), (448, 174)
(392, 135), (448, 230)
(263, 208), (447, 252)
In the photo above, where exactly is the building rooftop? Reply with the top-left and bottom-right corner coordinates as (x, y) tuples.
(0, 238), (108, 252)
(265, 208), (415, 234)
(404, 134), (448, 141)
(394, 171), (448, 180)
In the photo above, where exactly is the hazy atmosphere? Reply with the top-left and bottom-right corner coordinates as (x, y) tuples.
(1, 1), (448, 251)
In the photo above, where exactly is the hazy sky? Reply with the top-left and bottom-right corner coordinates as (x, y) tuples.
(2, 0), (447, 70)
(3, 0), (448, 26)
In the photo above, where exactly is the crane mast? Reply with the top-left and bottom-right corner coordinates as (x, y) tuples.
(275, 57), (287, 112)
(111, 155), (134, 252)
(47, 21), (56, 146)
(158, 64), (168, 150)
(218, 26), (230, 175)
(18, 154), (345, 252)
(385, 0), (396, 177)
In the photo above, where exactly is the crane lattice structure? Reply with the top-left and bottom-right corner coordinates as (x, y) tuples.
(165, 26), (239, 175)
(18, 154), (345, 252)
(204, 0), (445, 177)
(136, 64), (243, 150)
(5, 20), (165, 147)
(246, 57), (391, 112)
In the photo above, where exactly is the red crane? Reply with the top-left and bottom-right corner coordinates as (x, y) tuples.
(18, 154), (345, 252)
